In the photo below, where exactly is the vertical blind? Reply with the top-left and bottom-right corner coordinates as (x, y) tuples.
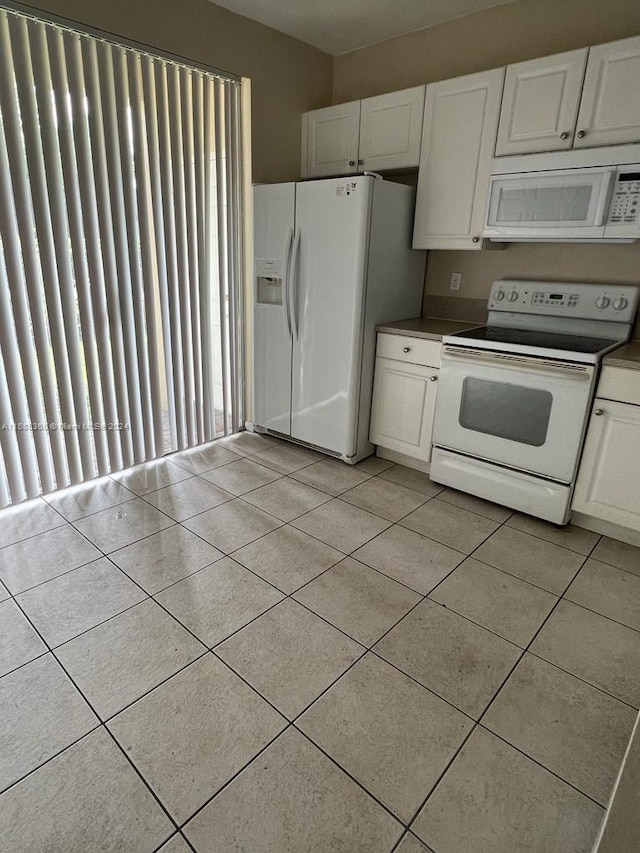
(0, 7), (245, 506)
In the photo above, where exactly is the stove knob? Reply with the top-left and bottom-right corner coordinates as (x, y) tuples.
(612, 297), (628, 311)
(507, 290), (519, 302)
(494, 289), (506, 301)
(595, 296), (610, 309)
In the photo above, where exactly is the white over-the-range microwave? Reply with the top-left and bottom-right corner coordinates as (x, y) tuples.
(482, 143), (640, 242)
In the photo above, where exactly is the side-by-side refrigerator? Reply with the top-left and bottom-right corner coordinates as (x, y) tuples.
(251, 175), (426, 463)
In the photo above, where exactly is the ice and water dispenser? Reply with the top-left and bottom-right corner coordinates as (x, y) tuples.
(256, 259), (283, 305)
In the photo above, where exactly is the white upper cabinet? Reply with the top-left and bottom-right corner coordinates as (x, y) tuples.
(575, 35), (640, 148)
(495, 49), (588, 156)
(496, 36), (640, 156)
(413, 68), (504, 251)
(358, 86), (425, 172)
(302, 86), (425, 178)
(302, 101), (361, 179)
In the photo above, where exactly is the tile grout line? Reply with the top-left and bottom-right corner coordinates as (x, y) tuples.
(374, 506), (596, 840)
(462, 532), (610, 804)
(151, 830), (198, 853)
(291, 724), (410, 828)
(129, 472), (626, 741)
(3, 453), (630, 574)
(525, 648), (640, 712)
(130, 471), (637, 832)
(173, 723), (296, 836)
(0, 465), (622, 707)
(476, 723), (610, 809)
(3, 595), (183, 838)
(1, 447), (634, 847)
(10, 480), (632, 683)
(1, 476), (311, 818)
(96, 461), (508, 833)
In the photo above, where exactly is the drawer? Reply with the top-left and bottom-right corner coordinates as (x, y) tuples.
(598, 366), (640, 406)
(376, 333), (441, 367)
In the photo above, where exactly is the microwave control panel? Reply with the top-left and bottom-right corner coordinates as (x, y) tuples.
(608, 170), (640, 225)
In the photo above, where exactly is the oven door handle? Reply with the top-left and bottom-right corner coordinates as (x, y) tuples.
(441, 346), (593, 379)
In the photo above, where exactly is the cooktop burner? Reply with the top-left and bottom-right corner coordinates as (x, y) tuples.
(452, 326), (619, 355)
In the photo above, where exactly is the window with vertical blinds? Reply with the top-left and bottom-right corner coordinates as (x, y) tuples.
(0, 6), (245, 507)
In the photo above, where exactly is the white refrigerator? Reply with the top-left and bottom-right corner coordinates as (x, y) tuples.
(252, 176), (426, 463)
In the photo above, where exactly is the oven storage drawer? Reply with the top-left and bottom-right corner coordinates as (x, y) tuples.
(376, 333), (441, 368)
(433, 346), (597, 483)
(431, 447), (571, 524)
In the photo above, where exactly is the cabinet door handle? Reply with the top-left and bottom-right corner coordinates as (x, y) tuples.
(429, 375), (438, 382)
(577, 130), (587, 139)
(594, 408), (604, 416)
(560, 131), (569, 140)
(358, 159), (364, 165)
(402, 346), (411, 353)
(349, 160), (355, 166)
(472, 236), (480, 243)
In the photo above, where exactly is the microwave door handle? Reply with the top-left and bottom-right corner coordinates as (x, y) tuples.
(594, 171), (614, 226)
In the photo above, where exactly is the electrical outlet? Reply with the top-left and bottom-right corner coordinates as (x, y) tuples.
(449, 272), (462, 291)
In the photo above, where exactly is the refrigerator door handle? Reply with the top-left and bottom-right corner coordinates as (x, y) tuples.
(282, 227), (294, 338)
(290, 228), (301, 340)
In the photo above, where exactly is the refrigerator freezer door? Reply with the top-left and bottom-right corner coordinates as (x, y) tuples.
(291, 177), (373, 456)
(253, 183), (295, 434)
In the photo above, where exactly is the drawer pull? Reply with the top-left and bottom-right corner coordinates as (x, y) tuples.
(429, 375), (438, 382)
(594, 408), (604, 416)
(402, 346), (411, 353)
(560, 131), (569, 140)
(577, 129), (587, 139)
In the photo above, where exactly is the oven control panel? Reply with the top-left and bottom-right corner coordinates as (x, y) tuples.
(531, 292), (578, 308)
(488, 280), (639, 323)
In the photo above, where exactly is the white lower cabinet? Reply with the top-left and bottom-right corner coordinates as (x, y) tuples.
(369, 335), (439, 462)
(572, 396), (640, 531)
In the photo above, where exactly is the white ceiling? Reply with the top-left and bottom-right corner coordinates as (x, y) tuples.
(211, 0), (522, 55)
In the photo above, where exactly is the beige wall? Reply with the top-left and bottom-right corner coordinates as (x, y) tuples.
(333, 0), (640, 102)
(425, 243), (640, 299)
(20, 0), (332, 183)
(333, 0), (640, 314)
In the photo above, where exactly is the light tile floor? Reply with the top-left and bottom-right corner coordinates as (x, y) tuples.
(1, 433), (639, 852)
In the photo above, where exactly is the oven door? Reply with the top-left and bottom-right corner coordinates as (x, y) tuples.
(433, 346), (596, 483)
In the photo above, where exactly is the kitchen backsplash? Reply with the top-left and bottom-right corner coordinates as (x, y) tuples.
(422, 295), (487, 325)
(422, 242), (640, 340)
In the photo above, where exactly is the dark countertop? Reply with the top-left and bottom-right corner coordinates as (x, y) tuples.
(375, 317), (480, 341)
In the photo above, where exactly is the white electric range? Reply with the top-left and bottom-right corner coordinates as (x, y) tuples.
(430, 280), (639, 524)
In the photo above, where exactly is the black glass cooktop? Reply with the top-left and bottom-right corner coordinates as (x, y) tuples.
(451, 326), (618, 354)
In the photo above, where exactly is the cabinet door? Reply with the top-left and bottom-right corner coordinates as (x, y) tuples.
(572, 399), (640, 531)
(369, 358), (438, 462)
(413, 68), (504, 251)
(495, 49), (587, 156)
(358, 86), (425, 172)
(575, 35), (640, 148)
(302, 102), (360, 178)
